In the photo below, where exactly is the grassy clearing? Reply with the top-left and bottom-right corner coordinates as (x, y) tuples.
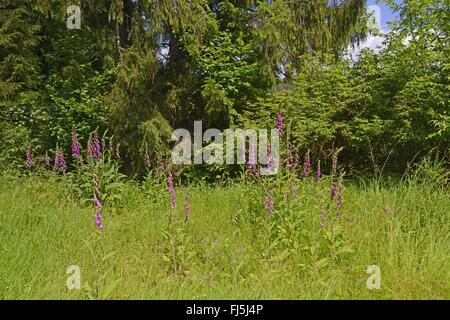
(0, 174), (449, 300)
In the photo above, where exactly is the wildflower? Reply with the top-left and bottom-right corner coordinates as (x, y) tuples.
(287, 142), (293, 168)
(213, 241), (219, 247)
(95, 210), (103, 230)
(320, 222), (326, 228)
(25, 145), (32, 167)
(316, 162), (321, 181)
(92, 131), (101, 159)
(336, 212), (341, 219)
(54, 147), (67, 173)
(337, 192), (343, 208)
(167, 173), (175, 209)
(303, 153), (311, 177)
(277, 111), (283, 136)
(263, 196), (274, 215)
(71, 131), (81, 159)
(93, 193), (103, 208)
(285, 191), (289, 200)
(185, 195), (189, 221)
(331, 183), (337, 199)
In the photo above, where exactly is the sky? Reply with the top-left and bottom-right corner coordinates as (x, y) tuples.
(351, 0), (400, 59)
(367, 0), (398, 31)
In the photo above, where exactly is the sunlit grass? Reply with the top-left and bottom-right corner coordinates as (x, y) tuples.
(0, 174), (448, 299)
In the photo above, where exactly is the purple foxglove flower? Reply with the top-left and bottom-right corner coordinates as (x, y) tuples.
(25, 145), (32, 167)
(277, 111), (283, 136)
(264, 196), (274, 215)
(331, 184), (337, 199)
(303, 154), (311, 177)
(337, 192), (343, 208)
(167, 173), (175, 209)
(185, 196), (190, 221)
(54, 147), (67, 173)
(287, 142), (293, 168)
(71, 131), (81, 159)
(95, 210), (103, 230)
(92, 131), (101, 159)
(93, 193), (103, 208)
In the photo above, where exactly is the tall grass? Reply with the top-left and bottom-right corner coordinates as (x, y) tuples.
(0, 169), (448, 300)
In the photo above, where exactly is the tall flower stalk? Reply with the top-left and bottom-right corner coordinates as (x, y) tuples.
(71, 131), (81, 159)
(331, 183), (337, 199)
(92, 130), (101, 159)
(287, 142), (293, 169)
(167, 173), (175, 209)
(54, 146), (67, 173)
(277, 111), (283, 136)
(93, 174), (103, 230)
(303, 153), (311, 177)
(264, 195), (274, 215)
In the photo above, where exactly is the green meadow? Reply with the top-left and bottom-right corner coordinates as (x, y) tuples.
(1, 172), (448, 300)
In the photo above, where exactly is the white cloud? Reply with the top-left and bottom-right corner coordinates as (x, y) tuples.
(349, 33), (386, 60)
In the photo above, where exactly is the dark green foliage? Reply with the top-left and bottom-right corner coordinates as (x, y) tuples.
(1, 0), (448, 178)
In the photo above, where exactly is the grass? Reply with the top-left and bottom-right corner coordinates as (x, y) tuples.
(0, 172), (449, 300)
